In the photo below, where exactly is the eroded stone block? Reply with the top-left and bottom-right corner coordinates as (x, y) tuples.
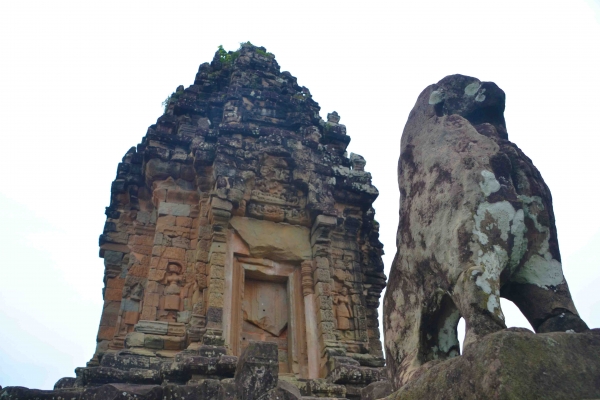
(135, 320), (168, 335)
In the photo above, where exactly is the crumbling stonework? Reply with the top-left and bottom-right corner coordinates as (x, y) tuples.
(0, 342), (301, 400)
(1, 43), (385, 399)
(383, 74), (589, 390)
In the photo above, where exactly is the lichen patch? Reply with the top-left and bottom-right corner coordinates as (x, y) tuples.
(428, 90), (445, 105)
(480, 170), (500, 197)
(464, 82), (481, 96)
(473, 200), (516, 244)
(475, 89), (487, 102)
(513, 254), (565, 289)
(509, 209), (528, 271)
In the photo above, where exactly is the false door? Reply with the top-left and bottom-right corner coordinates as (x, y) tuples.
(241, 278), (289, 372)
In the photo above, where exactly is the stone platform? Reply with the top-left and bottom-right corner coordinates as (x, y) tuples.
(1, 342), (384, 400)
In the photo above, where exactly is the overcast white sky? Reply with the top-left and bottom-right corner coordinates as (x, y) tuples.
(1, 0), (599, 390)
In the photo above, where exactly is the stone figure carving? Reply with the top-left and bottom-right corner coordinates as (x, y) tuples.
(163, 263), (184, 312)
(191, 279), (202, 308)
(383, 74), (589, 389)
(164, 263), (184, 295)
(349, 153), (366, 172)
(327, 111), (341, 124)
(334, 286), (352, 331)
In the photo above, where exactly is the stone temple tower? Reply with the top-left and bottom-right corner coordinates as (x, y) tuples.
(88, 43), (386, 396)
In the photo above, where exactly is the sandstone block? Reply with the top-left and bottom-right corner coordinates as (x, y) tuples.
(122, 311), (140, 325)
(140, 305), (157, 321)
(195, 262), (207, 275)
(106, 278), (125, 290)
(146, 281), (160, 293)
(135, 320), (168, 335)
(106, 231), (130, 245)
(175, 216), (192, 227)
(104, 250), (124, 266)
(164, 295), (181, 311)
(130, 235), (154, 246)
(318, 321), (336, 334)
(209, 265), (225, 280)
(314, 257), (329, 269)
(306, 379), (346, 398)
(313, 268), (331, 283)
(104, 288), (123, 302)
(100, 351), (164, 371)
(198, 225), (212, 240)
(167, 322), (186, 337)
(315, 282), (332, 296)
(163, 335), (185, 350)
(211, 196), (233, 211)
(316, 308), (335, 323)
(158, 202), (191, 217)
(315, 295), (333, 310)
(166, 189), (200, 205)
(144, 335), (164, 350)
(210, 278), (225, 292)
(97, 325), (116, 341)
(247, 202), (285, 222)
(162, 246), (186, 260)
(136, 210), (153, 224)
(208, 291), (224, 308)
(128, 264), (150, 277)
(230, 216), (311, 262)
(144, 293), (160, 309)
(177, 311), (192, 323)
(148, 269), (166, 281)
(234, 341), (279, 400)
(99, 301), (120, 327)
(121, 299), (140, 312)
(130, 244), (152, 255)
(172, 237), (190, 249)
(127, 369), (161, 385)
(125, 332), (145, 348)
(156, 215), (176, 228)
(209, 250), (226, 266)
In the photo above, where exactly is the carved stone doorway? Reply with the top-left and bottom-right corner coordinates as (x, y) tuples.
(241, 277), (290, 373)
(226, 255), (308, 377)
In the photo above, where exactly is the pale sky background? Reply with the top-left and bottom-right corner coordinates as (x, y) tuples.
(1, 0), (600, 390)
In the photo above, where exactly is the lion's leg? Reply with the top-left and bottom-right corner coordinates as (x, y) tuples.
(419, 293), (461, 360)
(502, 193), (589, 332)
(453, 264), (507, 349)
(384, 286), (425, 388)
(385, 288), (462, 387)
(502, 269), (588, 333)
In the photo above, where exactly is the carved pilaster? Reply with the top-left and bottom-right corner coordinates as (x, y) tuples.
(301, 260), (314, 297)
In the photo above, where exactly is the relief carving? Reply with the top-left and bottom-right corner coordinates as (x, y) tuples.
(160, 263), (190, 317)
(334, 286), (352, 331)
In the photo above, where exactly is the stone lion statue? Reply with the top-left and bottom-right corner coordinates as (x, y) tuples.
(383, 74), (588, 389)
